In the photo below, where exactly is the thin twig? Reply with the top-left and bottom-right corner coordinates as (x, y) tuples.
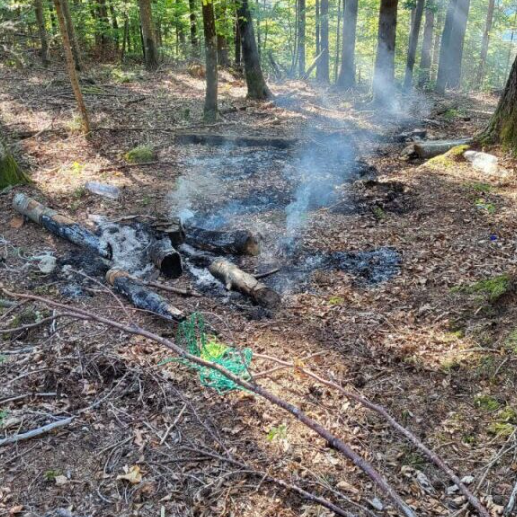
(0, 417), (74, 447)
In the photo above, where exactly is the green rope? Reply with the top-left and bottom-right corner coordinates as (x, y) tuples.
(165, 313), (253, 394)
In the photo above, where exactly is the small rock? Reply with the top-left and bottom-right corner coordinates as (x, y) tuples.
(38, 255), (57, 274)
(464, 150), (499, 175)
(369, 497), (384, 511)
(460, 475), (474, 485)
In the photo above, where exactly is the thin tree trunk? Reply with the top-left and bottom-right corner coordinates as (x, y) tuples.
(297, 0), (306, 76)
(217, 35), (230, 67)
(337, 0), (358, 89)
(61, 0), (82, 70)
(138, 0), (159, 70)
(256, 0), (261, 56)
(202, 0), (218, 121)
(372, 0), (399, 103)
(188, 0), (199, 56)
(121, 15), (128, 60)
(476, 0), (495, 87)
(238, 0), (272, 99)
(431, 2), (443, 81)
(35, 0), (49, 66)
(404, 0), (425, 89)
(234, 11), (241, 66)
(109, 1), (119, 52)
(315, 0), (320, 57)
(53, 0), (90, 133)
(48, 0), (57, 34)
(418, 0), (434, 87)
(334, 0), (342, 82)
(316, 0), (329, 82)
(447, 0), (470, 89)
(97, 0), (110, 56)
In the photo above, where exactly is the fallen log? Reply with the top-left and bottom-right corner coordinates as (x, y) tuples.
(185, 227), (260, 256)
(403, 139), (471, 160)
(13, 193), (111, 259)
(149, 239), (182, 278)
(175, 132), (297, 149)
(152, 217), (186, 247)
(208, 258), (281, 309)
(106, 269), (184, 320)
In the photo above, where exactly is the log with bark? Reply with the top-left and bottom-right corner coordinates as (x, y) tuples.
(149, 239), (182, 278)
(402, 139), (472, 160)
(152, 217), (186, 247)
(106, 269), (184, 320)
(185, 226), (260, 256)
(175, 132), (297, 149)
(208, 258), (281, 309)
(13, 193), (111, 259)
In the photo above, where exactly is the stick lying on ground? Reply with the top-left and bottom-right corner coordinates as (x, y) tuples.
(185, 226), (260, 256)
(0, 417), (73, 447)
(0, 288), (417, 517)
(106, 269), (184, 321)
(13, 193), (111, 259)
(209, 258), (281, 309)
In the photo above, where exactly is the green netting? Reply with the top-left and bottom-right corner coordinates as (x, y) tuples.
(167, 313), (253, 393)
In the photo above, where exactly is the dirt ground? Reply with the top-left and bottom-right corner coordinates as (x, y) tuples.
(1, 63), (517, 517)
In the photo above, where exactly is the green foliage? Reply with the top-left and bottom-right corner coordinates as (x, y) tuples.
(465, 182), (493, 194)
(0, 410), (7, 427)
(475, 198), (496, 214)
(452, 274), (513, 302)
(124, 145), (155, 164)
(267, 423), (287, 441)
(474, 394), (501, 411)
(0, 143), (29, 189)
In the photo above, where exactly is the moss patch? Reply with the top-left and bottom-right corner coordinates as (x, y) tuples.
(0, 143), (29, 189)
(124, 145), (155, 164)
(426, 145), (470, 170)
(474, 394), (501, 411)
(452, 274), (513, 303)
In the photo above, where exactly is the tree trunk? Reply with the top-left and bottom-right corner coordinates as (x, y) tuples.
(417, 0), (434, 87)
(61, 0), (82, 70)
(334, 0), (342, 82)
(97, 0), (110, 56)
(372, 0), (399, 103)
(296, 0), (306, 76)
(138, 0), (159, 70)
(476, 0), (495, 87)
(316, 0), (329, 82)
(188, 0), (199, 56)
(35, 0), (49, 66)
(217, 35), (230, 67)
(337, 0), (358, 89)
(431, 5), (443, 81)
(109, 0), (119, 52)
(234, 11), (241, 66)
(202, 0), (218, 121)
(48, 0), (57, 34)
(238, 0), (272, 99)
(315, 0), (320, 57)
(482, 55), (517, 151)
(0, 141), (29, 189)
(53, 0), (90, 133)
(436, 0), (470, 93)
(403, 0), (425, 89)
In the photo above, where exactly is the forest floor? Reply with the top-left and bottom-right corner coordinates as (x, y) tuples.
(1, 63), (517, 517)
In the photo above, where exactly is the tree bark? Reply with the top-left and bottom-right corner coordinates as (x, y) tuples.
(202, 0), (218, 121)
(482, 54), (517, 151)
(404, 0), (425, 89)
(296, 0), (306, 76)
(334, 0), (342, 82)
(138, 0), (159, 70)
(61, 0), (82, 70)
(188, 0), (199, 56)
(316, 0), (329, 82)
(372, 0), (399, 103)
(337, 0), (358, 89)
(35, 0), (49, 66)
(234, 10), (241, 65)
(476, 0), (495, 87)
(54, 0), (90, 132)
(217, 35), (230, 67)
(435, 0), (456, 93)
(417, 0), (434, 87)
(237, 0), (272, 99)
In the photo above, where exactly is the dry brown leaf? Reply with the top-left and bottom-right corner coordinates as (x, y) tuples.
(9, 216), (24, 229)
(9, 506), (23, 515)
(117, 465), (143, 485)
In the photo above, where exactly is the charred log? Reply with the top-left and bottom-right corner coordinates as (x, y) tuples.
(402, 139), (471, 159)
(185, 227), (260, 256)
(208, 258), (281, 308)
(13, 193), (111, 259)
(175, 132), (297, 149)
(152, 217), (186, 246)
(106, 269), (184, 320)
(149, 239), (182, 278)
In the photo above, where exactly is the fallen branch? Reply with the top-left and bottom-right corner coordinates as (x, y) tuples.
(0, 287), (416, 517)
(0, 417), (73, 447)
(253, 353), (489, 517)
(505, 477), (517, 516)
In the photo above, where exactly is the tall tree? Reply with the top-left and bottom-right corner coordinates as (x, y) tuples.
(234, 11), (241, 66)
(476, 0), (496, 86)
(418, 0), (435, 87)
(316, 0), (329, 82)
(188, 0), (199, 56)
(138, 0), (159, 70)
(237, 0), (272, 99)
(34, 0), (49, 66)
(482, 54), (517, 149)
(372, 0), (399, 103)
(436, 0), (470, 93)
(296, 0), (306, 76)
(337, 0), (358, 89)
(202, 0), (218, 120)
(61, 0), (82, 70)
(404, 0), (425, 88)
(53, 0), (90, 133)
